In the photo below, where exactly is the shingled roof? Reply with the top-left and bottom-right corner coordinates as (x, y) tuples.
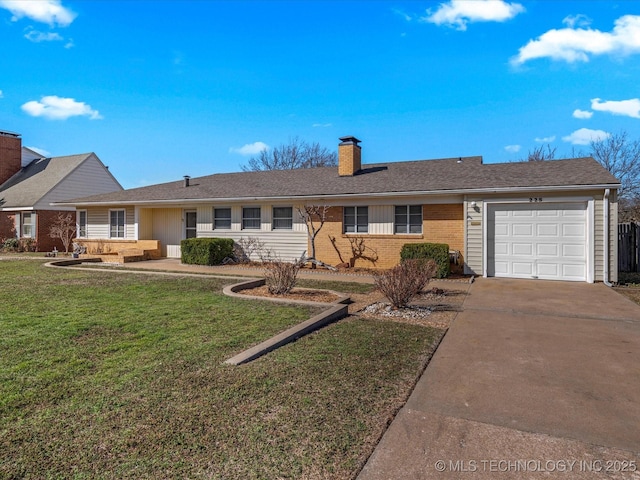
(63, 155), (620, 206)
(0, 153), (93, 208)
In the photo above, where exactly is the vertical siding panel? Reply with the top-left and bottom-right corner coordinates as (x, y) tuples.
(369, 205), (393, 235)
(152, 208), (182, 257)
(197, 206), (212, 232)
(231, 206), (242, 232)
(465, 199), (483, 275)
(138, 208), (153, 239)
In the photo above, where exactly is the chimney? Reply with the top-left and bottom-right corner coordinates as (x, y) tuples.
(338, 136), (361, 176)
(183, 175), (191, 187)
(0, 130), (22, 185)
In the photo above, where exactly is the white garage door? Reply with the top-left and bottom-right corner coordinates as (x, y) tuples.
(487, 202), (587, 281)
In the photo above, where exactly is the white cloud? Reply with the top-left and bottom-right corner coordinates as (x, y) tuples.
(0, 0), (76, 27)
(573, 109), (593, 119)
(504, 144), (521, 153)
(562, 128), (610, 145)
(21, 96), (102, 120)
(591, 97), (640, 119)
(229, 141), (269, 156)
(24, 29), (63, 43)
(312, 123), (332, 128)
(562, 14), (592, 29)
(64, 38), (74, 49)
(0, 90), (3, 98)
(422, 0), (524, 31)
(534, 135), (556, 143)
(393, 8), (412, 22)
(512, 14), (640, 65)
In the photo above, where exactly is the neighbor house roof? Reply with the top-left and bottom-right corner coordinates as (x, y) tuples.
(61, 156), (620, 206)
(0, 154), (94, 208)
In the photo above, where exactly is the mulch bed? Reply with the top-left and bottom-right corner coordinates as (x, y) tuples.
(237, 285), (342, 303)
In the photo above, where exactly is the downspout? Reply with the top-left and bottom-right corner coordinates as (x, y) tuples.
(603, 189), (613, 287)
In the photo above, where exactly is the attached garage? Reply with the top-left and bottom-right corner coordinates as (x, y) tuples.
(485, 201), (593, 282)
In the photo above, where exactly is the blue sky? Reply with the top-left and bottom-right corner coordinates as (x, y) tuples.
(1, 0), (639, 189)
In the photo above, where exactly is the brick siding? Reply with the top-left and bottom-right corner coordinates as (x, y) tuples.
(312, 204), (464, 269)
(0, 134), (21, 185)
(36, 210), (77, 252)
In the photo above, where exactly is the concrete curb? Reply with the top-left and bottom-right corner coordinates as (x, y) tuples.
(223, 278), (351, 365)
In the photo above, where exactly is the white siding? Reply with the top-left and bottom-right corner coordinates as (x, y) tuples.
(464, 198), (483, 275)
(138, 208), (153, 239)
(369, 205), (394, 235)
(38, 154), (122, 210)
(152, 208), (183, 257)
(84, 207), (135, 239)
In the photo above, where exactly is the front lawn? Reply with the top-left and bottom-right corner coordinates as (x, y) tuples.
(0, 259), (442, 479)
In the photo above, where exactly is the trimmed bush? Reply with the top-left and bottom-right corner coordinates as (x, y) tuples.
(374, 259), (437, 308)
(181, 238), (234, 266)
(400, 242), (450, 279)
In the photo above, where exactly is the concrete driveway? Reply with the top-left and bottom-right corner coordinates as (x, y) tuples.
(359, 279), (640, 479)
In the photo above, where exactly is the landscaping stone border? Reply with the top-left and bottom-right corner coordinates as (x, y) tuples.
(222, 278), (350, 365)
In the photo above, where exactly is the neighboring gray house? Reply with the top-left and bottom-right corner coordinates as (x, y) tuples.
(0, 130), (123, 251)
(59, 136), (621, 283)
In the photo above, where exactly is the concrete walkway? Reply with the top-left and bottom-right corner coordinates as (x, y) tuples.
(99, 258), (376, 284)
(359, 278), (640, 479)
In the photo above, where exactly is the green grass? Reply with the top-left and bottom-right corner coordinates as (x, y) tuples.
(0, 259), (443, 479)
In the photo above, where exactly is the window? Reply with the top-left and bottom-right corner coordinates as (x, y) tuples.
(214, 208), (231, 229)
(272, 207), (293, 230)
(242, 207), (261, 230)
(109, 209), (125, 238)
(185, 211), (197, 239)
(344, 206), (368, 233)
(22, 213), (34, 238)
(395, 205), (422, 234)
(77, 210), (87, 238)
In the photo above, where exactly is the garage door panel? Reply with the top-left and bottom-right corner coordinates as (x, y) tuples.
(512, 224), (533, 236)
(488, 202), (587, 282)
(562, 244), (584, 257)
(494, 242), (509, 255)
(563, 224), (585, 237)
(537, 224), (558, 236)
(513, 243), (533, 255)
(537, 243), (558, 256)
(495, 223), (509, 236)
(537, 263), (559, 277)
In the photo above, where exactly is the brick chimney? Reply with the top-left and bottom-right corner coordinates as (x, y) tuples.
(0, 130), (22, 186)
(338, 136), (361, 176)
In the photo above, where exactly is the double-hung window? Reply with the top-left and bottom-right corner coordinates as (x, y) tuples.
(22, 213), (34, 238)
(109, 209), (125, 238)
(344, 206), (368, 233)
(242, 207), (261, 230)
(395, 205), (422, 234)
(214, 208), (231, 229)
(272, 207), (293, 230)
(77, 210), (87, 238)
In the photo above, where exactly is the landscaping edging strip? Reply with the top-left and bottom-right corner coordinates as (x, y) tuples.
(222, 278), (351, 365)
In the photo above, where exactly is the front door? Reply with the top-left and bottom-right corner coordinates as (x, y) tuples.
(185, 210), (197, 239)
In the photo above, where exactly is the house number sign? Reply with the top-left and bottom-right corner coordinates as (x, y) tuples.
(529, 197), (543, 202)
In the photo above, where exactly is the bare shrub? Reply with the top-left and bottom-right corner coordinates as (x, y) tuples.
(48, 213), (76, 254)
(374, 259), (437, 309)
(264, 260), (301, 295)
(234, 237), (273, 263)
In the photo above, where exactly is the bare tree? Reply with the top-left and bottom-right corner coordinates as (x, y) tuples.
(589, 131), (640, 201)
(296, 205), (336, 270)
(525, 144), (556, 162)
(49, 213), (76, 254)
(242, 137), (337, 171)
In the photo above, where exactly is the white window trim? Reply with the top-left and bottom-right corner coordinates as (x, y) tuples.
(272, 206), (293, 230)
(109, 209), (126, 239)
(394, 205), (422, 234)
(21, 212), (35, 238)
(344, 206), (369, 234)
(242, 206), (261, 230)
(77, 209), (88, 238)
(213, 207), (232, 230)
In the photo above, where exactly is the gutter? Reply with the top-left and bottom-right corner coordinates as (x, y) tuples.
(52, 183), (621, 208)
(603, 188), (613, 287)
